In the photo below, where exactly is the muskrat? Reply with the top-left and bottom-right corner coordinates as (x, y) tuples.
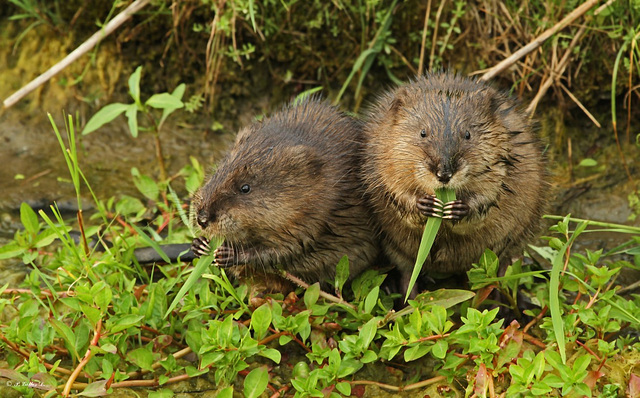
(362, 72), (548, 296)
(191, 97), (379, 289)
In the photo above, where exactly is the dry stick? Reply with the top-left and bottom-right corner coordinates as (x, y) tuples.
(3, 0), (152, 109)
(280, 271), (357, 310)
(428, 0), (447, 72)
(525, 24), (587, 115)
(417, 0), (432, 76)
(480, 0), (600, 82)
(559, 82), (601, 127)
(62, 319), (102, 397)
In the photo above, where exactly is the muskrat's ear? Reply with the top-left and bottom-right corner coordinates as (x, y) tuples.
(285, 145), (323, 174)
(386, 87), (408, 124)
(491, 95), (528, 134)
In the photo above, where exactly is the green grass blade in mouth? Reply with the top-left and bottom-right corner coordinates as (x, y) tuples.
(404, 188), (456, 302)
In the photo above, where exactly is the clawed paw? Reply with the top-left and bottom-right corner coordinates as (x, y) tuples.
(191, 237), (212, 257)
(417, 195), (469, 220)
(213, 244), (235, 267)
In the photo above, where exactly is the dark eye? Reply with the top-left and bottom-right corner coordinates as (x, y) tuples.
(420, 129), (427, 138)
(240, 184), (251, 194)
(464, 131), (471, 140)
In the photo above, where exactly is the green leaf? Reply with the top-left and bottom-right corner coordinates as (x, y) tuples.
(334, 255), (350, 294)
(304, 283), (320, 308)
(217, 387), (234, 398)
(259, 348), (281, 364)
(128, 66), (142, 104)
(125, 103), (139, 138)
(251, 304), (272, 340)
(243, 366), (269, 398)
(82, 103), (129, 135)
(108, 314), (145, 333)
(131, 168), (159, 201)
(336, 382), (351, 396)
(578, 158), (597, 167)
(431, 339), (448, 359)
(127, 347), (156, 371)
(404, 344), (431, 361)
(405, 188), (456, 302)
(363, 286), (379, 314)
(166, 254), (215, 318)
(147, 92), (184, 110)
(159, 83), (186, 127)
(20, 202), (39, 235)
(550, 239), (570, 363)
(358, 318), (378, 348)
(78, 380), (108, 397)
(0, 242), (25, 260)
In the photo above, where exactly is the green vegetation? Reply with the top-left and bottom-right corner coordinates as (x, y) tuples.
(1, 0), (639, 397)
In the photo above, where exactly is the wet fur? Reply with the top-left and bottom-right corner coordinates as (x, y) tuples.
(192, 97), (379, 287)
(362, 72), (548, 292)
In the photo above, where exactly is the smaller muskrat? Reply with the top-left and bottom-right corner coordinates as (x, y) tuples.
(191, 97), (379, 289)
(362, 72), (548, 296)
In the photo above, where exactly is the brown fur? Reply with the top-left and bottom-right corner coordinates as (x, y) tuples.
(192, 97), (379, 288)
(362, 72), (548, 294)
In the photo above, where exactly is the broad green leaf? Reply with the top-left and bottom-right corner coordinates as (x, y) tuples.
(78, 380), (109, 397)
(431, 339), (448, 359)
(217, 387), (234, 398)
(259, 348), (281, 364)
(0, 242), (25, 260)
(405, 188), (456, 302)
(304, 283), (320, 308)
(243, 366), (269, 398)
(159, 83), (186, 126)
(125, 103), (139, 138)
(20, 202), (39, 235)
(336, 382), (351, 396)
(334, 255), (350, 294)
(251, 304), (272, 340)
(128, 66), (142, 104)
(404, 344), (431, 361)
(165, 254), (215, 318)
(359, 318), (379, 348)
(82, 103), (129, 135)
(127, 347), (155, 371)
(131, 169), (159, 201)
(363, 286), (379, 314)
(147, 92), (184, 110)
(578, 158), (597, 167)
(108, 314), (145, 333)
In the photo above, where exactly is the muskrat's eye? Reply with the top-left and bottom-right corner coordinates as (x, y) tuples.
(240, 184), (251, 194)
(464, 131), (471, 140)
(420, 129), (427, 138)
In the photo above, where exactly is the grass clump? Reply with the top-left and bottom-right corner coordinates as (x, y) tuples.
(1, 116), (639, 397)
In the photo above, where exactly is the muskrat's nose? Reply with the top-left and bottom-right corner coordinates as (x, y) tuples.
(436, 169), (453, 184)
(197, 209), (211, 229)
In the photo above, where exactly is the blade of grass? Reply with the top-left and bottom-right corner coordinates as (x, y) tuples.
(404, 188), (456, 302)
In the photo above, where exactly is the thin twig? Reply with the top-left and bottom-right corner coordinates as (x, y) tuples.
(526, 24), (587, 115)
(480, 0), (601, 82)
(280, 271), (357, 310)
(63, 319), (102, 397)
(418, 0), (432, 75)
(3, 0), (152, 109)
(428, 0), (447, 72)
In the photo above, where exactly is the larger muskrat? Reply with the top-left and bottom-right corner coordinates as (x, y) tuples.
(191, 97), (379, 288)
(362, 72), (548, 296)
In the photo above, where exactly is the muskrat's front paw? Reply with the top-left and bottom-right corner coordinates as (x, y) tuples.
(191, 237), (212, 257)
(442, 200), (469, 220)
(214, 244), (235, 267)
(417, 195), (445, 218)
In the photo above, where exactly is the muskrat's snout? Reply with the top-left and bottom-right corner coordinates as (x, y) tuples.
(435, 165), (453, 184)
(196, 207), (213, 229)
(430, 157), (457, 184)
